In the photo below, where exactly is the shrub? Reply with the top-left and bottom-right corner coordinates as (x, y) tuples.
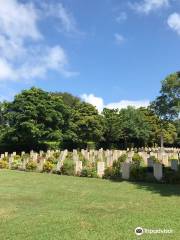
(61, 159), (75, 176)
(2, 156), (8, 162)
(163, 167), (180, 184)
(117, 154), (127, 163)
(80, 166), (97, 178)
(132, 153), (144, 166)
(103, 167), (116, 179)
(103, 155), (127, 180)
(130, 165), (146, 181)
(53, 152), (60, 159)
(26, 161), (37, 171)
(79, 152), (87, 166)
(14, 155), (21, 161)
(0, 160), (8, 169)
(47, 157), (58, 164)
(43, 161), (54, 173)
(11, 160), (21, 170)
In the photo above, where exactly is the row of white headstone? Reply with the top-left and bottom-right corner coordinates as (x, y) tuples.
(1, 148), (179, 161)
(1, 148), (179, 179)
(121, 160), (179, 181)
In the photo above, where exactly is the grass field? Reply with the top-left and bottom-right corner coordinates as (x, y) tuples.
(0, 170), (180, 240)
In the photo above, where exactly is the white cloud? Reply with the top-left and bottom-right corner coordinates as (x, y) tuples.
(0, 59), (14, 80)
(114, 33), (125, 44)
(167, 12), (180, 35)
(130, 0), (170, 14)
(0, 0), (76, 83)
(106, 100), (150, 109)
(116, 12), (127, 23)
(81, 94), (150, 112)
(81, 94), (104, 112)
(0, 0), (42, 40)
(41, 2), (81, 35)
(14, 46), (78, 81)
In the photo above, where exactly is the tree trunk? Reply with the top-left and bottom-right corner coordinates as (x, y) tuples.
(160, 132), (164, 151)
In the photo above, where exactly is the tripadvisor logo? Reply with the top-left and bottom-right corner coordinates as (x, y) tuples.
(135, 227), (144, 236)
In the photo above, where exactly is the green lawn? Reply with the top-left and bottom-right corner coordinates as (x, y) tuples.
(0, 170), (180, 240)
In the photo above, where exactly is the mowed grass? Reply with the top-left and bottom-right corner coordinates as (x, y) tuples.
(0, 170), (180, 240)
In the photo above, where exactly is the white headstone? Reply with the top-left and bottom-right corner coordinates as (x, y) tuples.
(97, 162), (105, 178)
(121, 162), (130, 180)
(162, 154), (169, 166)
(171, 160), (178, 172)
(153, 163), (163, 181)
(147, 158), (154, 167)
(75, 161), (82, 174)
(8, 156), (14, 169)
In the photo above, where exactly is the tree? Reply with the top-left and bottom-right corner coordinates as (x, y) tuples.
(150, 72), (180, 148)
(101, 108), (123, 148)
(1, 87), (71, 152)
(62, 101), (104, 149)
(174, 119), (180, 147)
(51, 92), (80, 108)
(119, 107), (152, 148)
(151, 72), (180, 120)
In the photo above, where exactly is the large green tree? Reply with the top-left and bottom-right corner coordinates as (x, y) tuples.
(150, 72), (180, 147)
(151, 72), (180, 120)
(101, 108), (123, 148)
(1, 88), (71, 151)
(119, 107), (152, 148)
(66, 102), (104, 149)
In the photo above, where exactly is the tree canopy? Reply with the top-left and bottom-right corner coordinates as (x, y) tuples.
(150, 72), (180, 120)
(0, 72), (179, 152)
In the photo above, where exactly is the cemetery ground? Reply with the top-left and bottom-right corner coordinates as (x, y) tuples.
(0, 170), (180, 240)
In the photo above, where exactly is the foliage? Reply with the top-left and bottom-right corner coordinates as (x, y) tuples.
(80, 165), (97, 178)
(26, 161), (37, 171)
(0, 77), (179, 151)
(53, 152), (61, 159)
(150, 72), (180, 120)
(46, 157), (58, 164)
(102, 108), (123, 148)
(61, 159), (75, 176)
(120, 107), (152, 148)
(43, 161), (54, 173)
(87, 141), (96, 150)
(11, 160), (21, 170)
(163, 167), (180, 184)
(103, 167), (116, 179)
(0, 87), (70, 152)
(117, 154), (127, 163)
(149, 155), (159, 163)
(132, 153), (144, 166)
(130, 165), (147, 181)
(67, 102), (104, 149)
(14, 155), (21, 161)
(0, 160), (8, 169)
(41, 141), (60, 150)
(104, 154), (127, 179)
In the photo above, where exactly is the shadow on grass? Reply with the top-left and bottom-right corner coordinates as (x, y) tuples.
(130, 181), (180, 197)
(109, 178), (180, 196)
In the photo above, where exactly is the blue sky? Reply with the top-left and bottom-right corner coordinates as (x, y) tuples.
(0, 0), (180, 111)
